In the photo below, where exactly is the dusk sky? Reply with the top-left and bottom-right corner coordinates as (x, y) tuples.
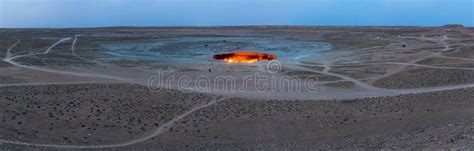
(0, 0), (473, 28)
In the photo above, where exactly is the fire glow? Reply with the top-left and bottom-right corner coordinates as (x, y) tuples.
(213, 51), (278, 63)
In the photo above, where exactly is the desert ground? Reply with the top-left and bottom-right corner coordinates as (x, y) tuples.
(0, 25), (474, 150)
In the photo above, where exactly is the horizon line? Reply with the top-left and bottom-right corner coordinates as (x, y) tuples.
(0, 24), (471, 29)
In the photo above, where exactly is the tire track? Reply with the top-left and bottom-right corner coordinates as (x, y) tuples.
(0, 97), (228, 149)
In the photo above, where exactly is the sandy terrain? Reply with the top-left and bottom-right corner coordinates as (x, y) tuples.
(0, 25), (473, 150)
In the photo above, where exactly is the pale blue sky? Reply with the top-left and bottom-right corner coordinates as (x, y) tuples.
(0, 0), (473, 28)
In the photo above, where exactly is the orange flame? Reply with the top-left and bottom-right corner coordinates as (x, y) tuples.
(213, 51), (278, 63)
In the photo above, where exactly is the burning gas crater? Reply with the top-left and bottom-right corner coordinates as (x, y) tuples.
(213, 51), (278, 63)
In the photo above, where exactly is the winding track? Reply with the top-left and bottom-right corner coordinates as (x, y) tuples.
(0, 81), (118, 88)
(1, 37), (229, 148)
(2, 34), (474, 148)
(0, 97), (228, 148)
(3, 36), (125, 81)
(5, 40), (20, 59)
(4, 35), (474, 98)
(43, 37), (72, 54)
(365, 35), (451, 84)
(70, 35), (112, 67)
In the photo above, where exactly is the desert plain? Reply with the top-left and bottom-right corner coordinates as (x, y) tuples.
(0, 25), (474, 150)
